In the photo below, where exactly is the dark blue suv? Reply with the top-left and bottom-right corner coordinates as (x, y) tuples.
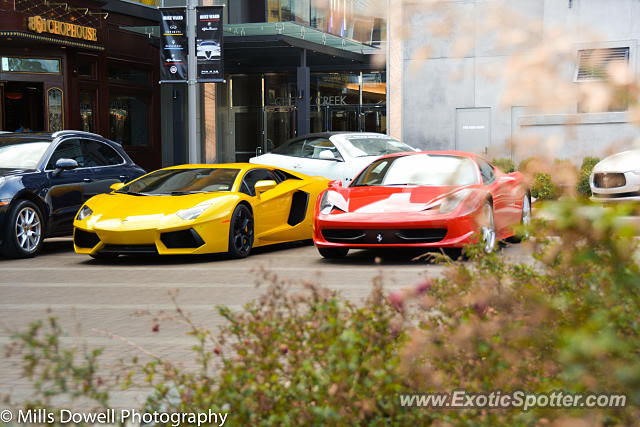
(0, 131), (146, 258)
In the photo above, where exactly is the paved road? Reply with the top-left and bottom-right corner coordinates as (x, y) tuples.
(0, 237), (532, 409)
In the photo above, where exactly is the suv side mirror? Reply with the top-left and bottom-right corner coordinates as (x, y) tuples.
(54, 158), (78, 175)
(255, 180), (277, 194)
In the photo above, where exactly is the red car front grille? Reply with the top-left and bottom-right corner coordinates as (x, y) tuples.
(322, 228), (447, 244)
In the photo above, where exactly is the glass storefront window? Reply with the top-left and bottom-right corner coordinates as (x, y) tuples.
(362, 72), (386, 105)
(232, 75), (261, 107)
(47, 88), (63, 132)
(1, 57), (60, 74)
(108, 66), (149, 84)
(309, 0), (386, 44)
(268, 0), (310, 24)
(311, 73), (360, 107)
(109, 95), (150, 146)
(78, 58), (96, 79)
(80, 91), (95, 133)
(264, 74), (296, 106)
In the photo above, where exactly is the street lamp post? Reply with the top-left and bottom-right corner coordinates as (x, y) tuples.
(187, 0), (198, 164)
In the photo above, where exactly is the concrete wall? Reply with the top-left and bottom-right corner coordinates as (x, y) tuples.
(396, 0), (640, 163)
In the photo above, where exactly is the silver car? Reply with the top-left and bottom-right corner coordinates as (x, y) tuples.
(250, 132), (417, 186)
(590, 149), (640, 202)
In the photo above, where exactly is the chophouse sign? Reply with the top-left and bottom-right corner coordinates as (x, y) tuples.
(28, 16), (98, 42)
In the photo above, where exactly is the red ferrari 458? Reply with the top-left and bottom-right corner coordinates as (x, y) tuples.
(313, 151), (531, 259)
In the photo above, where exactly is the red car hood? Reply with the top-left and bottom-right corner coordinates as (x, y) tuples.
(341, 186), (459, 213)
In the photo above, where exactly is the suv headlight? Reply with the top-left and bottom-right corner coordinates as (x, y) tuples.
(176, 202), (213, 220)
(76, 205), (93, 220)
(319, 191), (347, 214)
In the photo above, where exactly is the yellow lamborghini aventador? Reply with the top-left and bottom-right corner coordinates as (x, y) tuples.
(73, 164), (329, 259)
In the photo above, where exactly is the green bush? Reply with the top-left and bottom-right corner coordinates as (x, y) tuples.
(517, 157), (536, 172)
(530, 172), (558, 200)
(397, 200), (640, 425)
(491, 157), (515, 173)
(8, 199), (640, 425)
(130, 274), (423, 426)
(576, 156), (600, 198)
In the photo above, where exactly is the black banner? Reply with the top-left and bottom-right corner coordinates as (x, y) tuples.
(195, 6), (224, 83)
(159, 8), (188, 83)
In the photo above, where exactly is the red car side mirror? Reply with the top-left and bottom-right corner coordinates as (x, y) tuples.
(328, 179), (342, 188)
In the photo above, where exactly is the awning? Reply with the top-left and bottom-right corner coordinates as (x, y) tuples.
(0, 31), (104, 51)
(223, 22), (382, 73)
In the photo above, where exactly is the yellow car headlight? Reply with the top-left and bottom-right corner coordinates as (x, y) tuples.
(76, 205), (93, 220)
(176, 202), (213, 220)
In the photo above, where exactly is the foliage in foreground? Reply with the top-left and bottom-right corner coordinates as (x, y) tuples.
(577, 156), (600, 198)
(5, 199), (640, 426)
(396, 200), (640, 425)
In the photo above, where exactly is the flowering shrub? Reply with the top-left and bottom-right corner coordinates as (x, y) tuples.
(394, 200), (640, 424)
(128, 272), (423, 426)
(7, 199), (640, 425)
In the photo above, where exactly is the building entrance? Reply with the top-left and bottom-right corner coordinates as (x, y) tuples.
(2, 81), (44, 132)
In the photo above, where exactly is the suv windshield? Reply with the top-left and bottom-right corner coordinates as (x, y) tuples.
(117, 168), (240, 195)
(339, 135), (415, 157)
(0, 139), (51, 170)
(351, 154), (478, 187)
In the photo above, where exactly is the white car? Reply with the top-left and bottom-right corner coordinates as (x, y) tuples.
(196, 41), (220, 60)
(249, 132), (417, 185)
(590, 149), (640, 202)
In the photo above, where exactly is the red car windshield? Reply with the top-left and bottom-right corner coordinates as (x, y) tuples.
(351, 154), (478, 187)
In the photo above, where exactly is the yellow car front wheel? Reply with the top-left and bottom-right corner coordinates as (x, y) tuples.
(228, 204), (254, 258)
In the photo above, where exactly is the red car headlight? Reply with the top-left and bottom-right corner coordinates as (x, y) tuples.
(423, 189), (474, 214)
(319, 190), (347, 214)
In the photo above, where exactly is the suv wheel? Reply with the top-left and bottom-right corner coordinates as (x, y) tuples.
(3, 200), (44, 258)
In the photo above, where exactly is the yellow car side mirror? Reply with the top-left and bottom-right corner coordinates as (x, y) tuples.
(110, 182), (125, 191)
(254, 180), (277, 194)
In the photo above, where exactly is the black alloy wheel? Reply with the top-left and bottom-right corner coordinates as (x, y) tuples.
(228, 204), (254, 258)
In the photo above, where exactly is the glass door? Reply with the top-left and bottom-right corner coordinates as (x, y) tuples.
(232, 106), (263, 162)
(328, 105), (358, 131)
(360, 104), (386, 133)
(263, 106), (296, 153)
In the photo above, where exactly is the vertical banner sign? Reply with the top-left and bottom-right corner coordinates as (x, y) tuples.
(195, 6), (224, 82)
(159, 8), (188, 83)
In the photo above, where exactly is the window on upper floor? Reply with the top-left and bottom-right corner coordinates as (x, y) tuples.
(575, 47), (630, 112)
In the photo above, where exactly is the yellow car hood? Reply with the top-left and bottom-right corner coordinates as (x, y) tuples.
(83, 192), (236, 230)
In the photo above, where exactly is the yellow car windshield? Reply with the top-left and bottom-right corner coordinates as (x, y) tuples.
(117, 168), (240, 195)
